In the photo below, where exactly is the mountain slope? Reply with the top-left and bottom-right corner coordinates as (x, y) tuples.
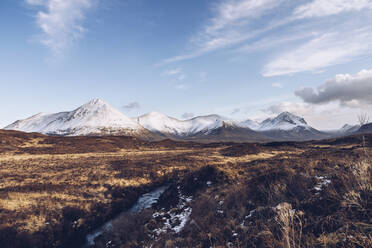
(357, 123), (372, 134)
(237, 119), (260, 130)
(4, 99), (154, 137)
(256, 112), (330, 141)
(261, 126), (331, 141)
(340, 124), (361, 134)
(136, 112), (235, 137)
(185, 122), (273, 142)
(259, 112), (309, 131)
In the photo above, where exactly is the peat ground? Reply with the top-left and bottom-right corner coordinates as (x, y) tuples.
(0, 130), (371, 247)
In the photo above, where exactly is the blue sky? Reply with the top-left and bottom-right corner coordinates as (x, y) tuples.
(1, 0), (372, 129)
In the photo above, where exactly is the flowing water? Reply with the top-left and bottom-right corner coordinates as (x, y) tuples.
(84, 185), (169, 247)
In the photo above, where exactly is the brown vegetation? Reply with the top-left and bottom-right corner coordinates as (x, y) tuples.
(0, 130), (371, 247)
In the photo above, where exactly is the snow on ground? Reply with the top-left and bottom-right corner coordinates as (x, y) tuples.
(314, 176), (331, 192)
(240, 209), (256, 227)
(151, 186), (193, 237)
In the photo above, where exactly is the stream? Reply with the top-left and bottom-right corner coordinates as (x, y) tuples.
(84, 185), (169, 247)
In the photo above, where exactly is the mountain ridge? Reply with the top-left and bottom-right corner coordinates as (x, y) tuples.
(4, 99), (156, 138)
(4, 98), (364, 142)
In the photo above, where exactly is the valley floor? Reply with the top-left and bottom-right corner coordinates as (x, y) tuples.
(0, 130), (371, 247)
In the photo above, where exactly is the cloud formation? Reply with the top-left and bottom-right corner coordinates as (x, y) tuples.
(122, 102), (140, 111)
(262, 28), (372, 76)
(191, 0), (286, 53)
(160, 0), (286, 65)
(26, 0), (95, 54)
(161, 0), (372, 78)
(162, 68), (186, 81)
(262, 68), (372, 128)
(293, 0), (372, 19)
(295, 69), (372, 108)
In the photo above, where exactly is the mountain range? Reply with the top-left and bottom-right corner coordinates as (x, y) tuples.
(3, 99), (368, 142)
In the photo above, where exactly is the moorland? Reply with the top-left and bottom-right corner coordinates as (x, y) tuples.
(0, 129), (371, 247)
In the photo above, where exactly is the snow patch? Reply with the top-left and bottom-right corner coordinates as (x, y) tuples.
(152, 187), (193, 236)
(314, 176), (331, 192)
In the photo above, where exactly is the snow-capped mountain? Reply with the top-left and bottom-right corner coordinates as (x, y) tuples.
(239, 112), (331, 141)
(5, 99), (149, 136)
(3, 99), (335, 142)
(135, 112), (235, 137)
(134, 111), (326, 141)
(258, 112), (309, 131)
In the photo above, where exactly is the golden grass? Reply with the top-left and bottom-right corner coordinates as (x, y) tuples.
(1, 132), (370, 245)
(0, 144), (212, 234)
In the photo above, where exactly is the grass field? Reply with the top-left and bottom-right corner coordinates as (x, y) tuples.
(0, 130), (371, 247)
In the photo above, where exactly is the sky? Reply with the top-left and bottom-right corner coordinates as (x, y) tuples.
(1, 0), (372, 130)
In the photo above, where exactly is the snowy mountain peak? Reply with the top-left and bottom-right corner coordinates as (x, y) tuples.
(4, 101), (325, 140)
(87, 98), (107, 106)
(259, 112), (309, 131)
(276, 112), (307, 125)
(5, 99), (145, 136)
(69, 99), (118, 118)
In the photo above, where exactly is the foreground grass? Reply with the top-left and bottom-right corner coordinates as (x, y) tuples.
(0, 130), (371, 247)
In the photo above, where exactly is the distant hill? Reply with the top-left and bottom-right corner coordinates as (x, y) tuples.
(3, 98), (353, 142)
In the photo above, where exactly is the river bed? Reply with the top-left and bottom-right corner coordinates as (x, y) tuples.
(84, 185), (169, 247)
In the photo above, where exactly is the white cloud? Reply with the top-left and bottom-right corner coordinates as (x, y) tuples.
(263, 68), (372, 129)
(295, 68), (372, 107)
(161, 68), (188, 90)
(262, 28), (372, 77)
(160, 0), (288, 65)
(162, 68), (186, 81)
(162, 68), (181, 76)
(26, 0), (95, 54)
(26, 0), (46, 5)
(293, 0), (372, 19)
(202, 0), (285, 36)
(160, 0), (372, 79)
